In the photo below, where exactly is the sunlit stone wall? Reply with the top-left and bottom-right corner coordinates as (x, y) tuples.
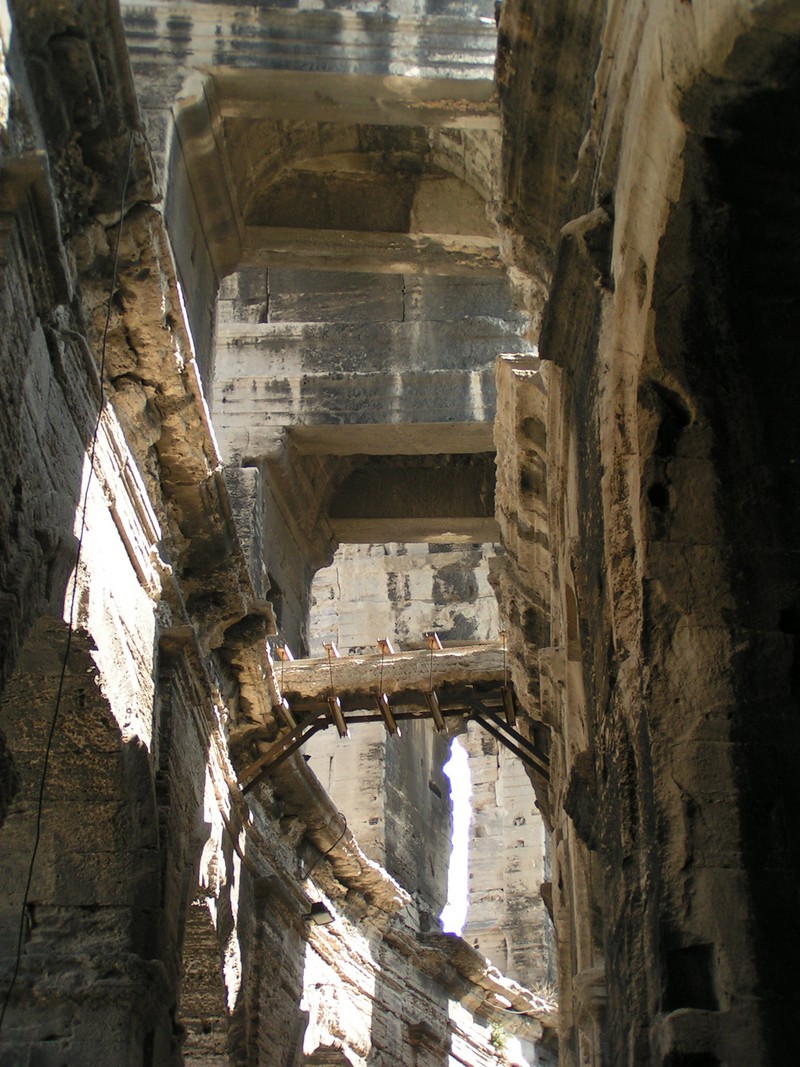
(306, 541), (553, 994)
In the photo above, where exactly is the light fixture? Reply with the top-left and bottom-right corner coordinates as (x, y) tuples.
(425, 688), (446, 733)
(501, 686), (516, 727)
(328, 695), (348, 738)
(424, 632), (445, 731)
(323, 641), (348, 737)
(377, 636), (394, 657)
(274, 644), (297, 727)
(277, 696), (296, 729)
(303, 901), (335, 926)
(375, 691), (400, 736)
(375, 637), (400, 736)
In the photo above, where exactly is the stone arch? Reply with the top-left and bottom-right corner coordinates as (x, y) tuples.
(228, 125), (495, 238)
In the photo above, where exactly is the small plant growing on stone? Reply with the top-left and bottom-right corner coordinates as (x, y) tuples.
(490, 1021), (508, 1055)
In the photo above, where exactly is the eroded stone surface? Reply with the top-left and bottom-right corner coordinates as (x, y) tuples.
(494, 3), (800, 1065)
(4, 0), (798, 1065)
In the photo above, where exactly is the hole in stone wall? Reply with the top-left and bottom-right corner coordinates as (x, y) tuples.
(647, 482), (670, 510)
(440, 737), (472, 935)
(566, 585), (580, 661)
(142, 1029), (155, 1067)
(267, 572), (283, 630)
(662, 943), (718, 1012)
(651, 383), (691, 459)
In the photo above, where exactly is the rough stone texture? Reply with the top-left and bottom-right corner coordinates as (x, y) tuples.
(213, 270), (526, 464)
(5, 1), (797, 1065)
(213, 264), (530, 637)
(0, 4), (552, 1066)
(493, 2), (800, 1065)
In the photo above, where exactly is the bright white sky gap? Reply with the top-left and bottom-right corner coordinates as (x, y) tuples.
(440, 737), (472, 934)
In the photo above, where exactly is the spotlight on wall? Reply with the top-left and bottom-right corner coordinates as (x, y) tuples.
(277, 696), (297, 729)
(273, 644), (297, 727)
(303, 901), (335, 926)
(377, 637), (395, 657)
(375, 637), (399, 735)
(323, 641), (348, 737)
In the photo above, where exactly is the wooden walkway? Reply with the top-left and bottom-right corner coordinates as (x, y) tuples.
(238, 640), (550, 792)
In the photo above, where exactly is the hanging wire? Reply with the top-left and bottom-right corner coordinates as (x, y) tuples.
(326, 644), (335, 695)
(303, 812), (347, 881)
(0, 133), (135, 1034)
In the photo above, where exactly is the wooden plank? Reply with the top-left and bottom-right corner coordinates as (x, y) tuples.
(279, 642), (506, 702)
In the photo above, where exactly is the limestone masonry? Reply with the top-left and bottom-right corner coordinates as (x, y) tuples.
(0, 1), (798, 1066)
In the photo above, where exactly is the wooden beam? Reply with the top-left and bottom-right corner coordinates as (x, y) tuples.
(279, 641), (505, 703)
(239, 710), (327, 791)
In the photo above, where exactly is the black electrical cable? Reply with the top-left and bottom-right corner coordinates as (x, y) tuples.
(0, 134), (135, 1033)
(303, 812), (347, 882)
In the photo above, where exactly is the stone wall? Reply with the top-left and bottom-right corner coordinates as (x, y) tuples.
(5, 1), (798, 1065)
(494, 2), (800, 1065)
(0, 3), (553, 1064)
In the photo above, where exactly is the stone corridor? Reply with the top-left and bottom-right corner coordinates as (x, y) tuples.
(1, 1), (799, 1065)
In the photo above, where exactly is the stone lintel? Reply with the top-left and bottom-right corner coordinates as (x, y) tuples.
(123, 4), (498, 81)
(213, 70), (499, 129)
(280, 642), (505, 701)
(289, 422), (495, 457)
(240, 226), (502, 276)
(331, 516), (500, 543)
(329, 458), (497, 545)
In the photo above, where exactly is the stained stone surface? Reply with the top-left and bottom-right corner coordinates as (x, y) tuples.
(493, 2), (800, 1065)
(0, 3), (550, 1065)
(3, 1), (798, 1065)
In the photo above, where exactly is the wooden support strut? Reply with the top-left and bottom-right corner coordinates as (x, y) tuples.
(469, 704), (550, 780)
(238, 710), (328, 792)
